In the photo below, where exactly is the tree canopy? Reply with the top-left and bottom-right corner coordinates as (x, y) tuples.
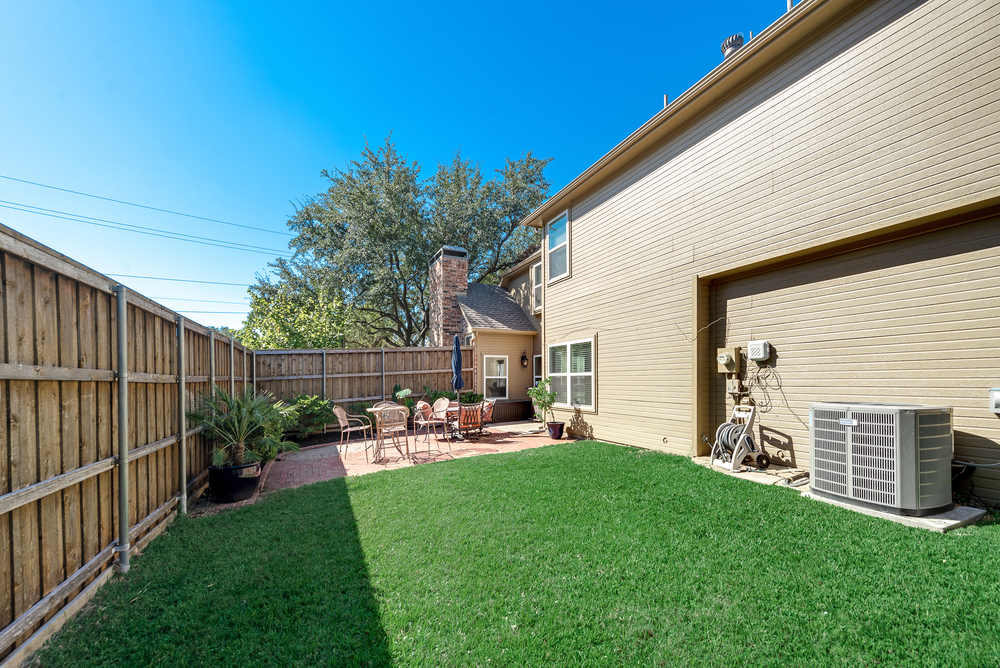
(243, 136), (551, 348)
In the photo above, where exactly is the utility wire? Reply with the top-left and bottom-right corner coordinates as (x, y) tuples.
(150, 297), (249, 304)
(0, 201), (293, 257)
(0, 173), (293, 237)
(106, 273), (249, 286)
(175, 310), (248, 314)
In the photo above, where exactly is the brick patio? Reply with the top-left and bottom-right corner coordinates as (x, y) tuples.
(264, 421), (568, 492)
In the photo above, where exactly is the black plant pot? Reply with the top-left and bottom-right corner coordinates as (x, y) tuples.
(547, 422), (565, 439)
(208, 462), (261, 503)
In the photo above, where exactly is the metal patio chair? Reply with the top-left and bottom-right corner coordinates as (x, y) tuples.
(374, 404), (410, 459)
(333, 405), (374, 461)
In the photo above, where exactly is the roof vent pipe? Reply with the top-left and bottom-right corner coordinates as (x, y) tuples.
(721, 33), (744, 59)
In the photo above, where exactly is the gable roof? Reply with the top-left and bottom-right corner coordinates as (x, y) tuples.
(457, 283), (538, 333)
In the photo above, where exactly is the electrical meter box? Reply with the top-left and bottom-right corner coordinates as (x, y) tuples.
(747, 340), (771, 362)
(716, 347), (740, 374)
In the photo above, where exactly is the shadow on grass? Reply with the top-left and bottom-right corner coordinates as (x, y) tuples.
(30, 477), (393, 667)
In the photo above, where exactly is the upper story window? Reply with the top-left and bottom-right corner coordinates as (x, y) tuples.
(547, 212), (569, 282)
(547, 338), (593, 410)
(531, 262), (542, 312)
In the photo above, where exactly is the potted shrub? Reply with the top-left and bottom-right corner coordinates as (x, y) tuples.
(187, 386), (299, 503)
(527, 378), (564, 439)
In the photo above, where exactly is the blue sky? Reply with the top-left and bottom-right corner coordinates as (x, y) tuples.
(1, 0), (790, 329)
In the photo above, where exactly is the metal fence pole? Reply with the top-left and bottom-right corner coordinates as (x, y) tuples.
(208, 330), (215, 397)
(112, 286), (130, 573)
(229, 337), (235, 396)
(177, 316), (187, 516)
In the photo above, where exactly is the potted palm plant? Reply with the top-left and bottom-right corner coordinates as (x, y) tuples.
(527, 378), (564, 439)
(187, 386), (299, 503)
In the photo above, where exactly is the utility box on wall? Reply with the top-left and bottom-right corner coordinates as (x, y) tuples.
(716, 347), (740, 374)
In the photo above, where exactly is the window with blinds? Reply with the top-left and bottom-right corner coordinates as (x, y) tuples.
(547, 338), (593, 409)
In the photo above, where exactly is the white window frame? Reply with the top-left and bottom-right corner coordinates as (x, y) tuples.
(464, 333), (474, 346)
(546, 210), (570, 284)
(533, 354), (542, 387)
(547, 338), (594, 410)
(531, 262), (542, 312)
(484, 355), (508, 400)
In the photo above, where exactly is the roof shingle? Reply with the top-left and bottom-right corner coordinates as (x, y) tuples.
(457, 283), (538, 333)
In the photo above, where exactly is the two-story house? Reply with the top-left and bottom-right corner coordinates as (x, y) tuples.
(517, 0), (1000, 499)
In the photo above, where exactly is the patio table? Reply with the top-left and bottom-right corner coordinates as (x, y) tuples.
(366, 406), (409, 459)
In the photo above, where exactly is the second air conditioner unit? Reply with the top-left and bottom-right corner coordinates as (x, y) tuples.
(809, 402), (954, 517)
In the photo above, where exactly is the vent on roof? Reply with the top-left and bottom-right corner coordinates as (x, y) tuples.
(721, 33), (744, 59)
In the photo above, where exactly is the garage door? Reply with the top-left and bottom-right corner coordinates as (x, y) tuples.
(711, 215), (1000, 500)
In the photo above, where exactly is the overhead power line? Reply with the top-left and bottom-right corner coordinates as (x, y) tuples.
(0, 201), (293, 257)
(150, 297), (250, 305)
(106, 273), (249, 286)
(175, 310), (248, 314)
(0, 173), (293, 237)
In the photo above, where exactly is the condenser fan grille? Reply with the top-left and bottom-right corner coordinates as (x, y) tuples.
(812, 408), (848, 496)
(850, 411), (897, 506)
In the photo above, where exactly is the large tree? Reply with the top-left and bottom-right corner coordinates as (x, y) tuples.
(248, 136), (550, 348)
(238, 279), (349, 350)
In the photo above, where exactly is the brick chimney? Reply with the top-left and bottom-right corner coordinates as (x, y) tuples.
(428, 246), (468, 346)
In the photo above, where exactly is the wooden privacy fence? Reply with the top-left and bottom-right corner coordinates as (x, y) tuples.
(0, 223), (485, 664)
(0, 224), (254, 662)
(254, 346), (475, 405)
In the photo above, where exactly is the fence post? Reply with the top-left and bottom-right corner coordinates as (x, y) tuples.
(112, 286), (130, 573)
(322, 350), (327, 399)
(209, 330), (215, 397)
(177, 316), (187, 516)
(252, 351), (256, 392)
(229, 337), (235, 396)
(243, 346), (248, 392)
(381, 348), (386, 401)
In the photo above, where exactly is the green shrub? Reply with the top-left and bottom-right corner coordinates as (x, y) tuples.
(422, 387), (483, 404)
(290, 394), (336, 439)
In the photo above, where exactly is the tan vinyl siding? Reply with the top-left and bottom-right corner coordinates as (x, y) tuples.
(504, 270), (541, 330)
(541, 0), (1000, 464)
(712, 216), (1000, 497)
(473, 331), (536, 402)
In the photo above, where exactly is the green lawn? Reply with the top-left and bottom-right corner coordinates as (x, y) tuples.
(31, 442), (1000, 667)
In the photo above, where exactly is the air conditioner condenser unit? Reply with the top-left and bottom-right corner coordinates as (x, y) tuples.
(809, 402), (953, 516)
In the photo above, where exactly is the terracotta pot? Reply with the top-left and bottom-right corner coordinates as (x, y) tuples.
(208, 462), (261, 503)
(547, 422), (565, 439)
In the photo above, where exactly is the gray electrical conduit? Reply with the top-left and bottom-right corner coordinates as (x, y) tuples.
(952, 459), (1000, 468)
